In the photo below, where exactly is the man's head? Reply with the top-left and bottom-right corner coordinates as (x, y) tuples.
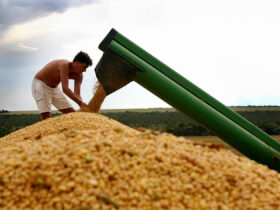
(73, 51), (93, 73)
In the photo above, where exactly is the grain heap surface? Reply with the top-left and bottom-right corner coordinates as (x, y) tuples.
(0, 113), (280, 209)
(0, 112), (134, 147)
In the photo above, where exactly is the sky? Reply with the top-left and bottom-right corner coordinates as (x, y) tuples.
(1, 0), (280, 111)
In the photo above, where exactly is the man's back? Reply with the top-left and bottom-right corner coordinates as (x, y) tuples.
(35, 59), (69, 88)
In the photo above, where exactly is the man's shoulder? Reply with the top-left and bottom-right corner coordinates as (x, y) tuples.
(55, 59), (71, 70)
(56, 59), (70, 66)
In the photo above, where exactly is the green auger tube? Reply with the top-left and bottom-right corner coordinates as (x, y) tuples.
(98, 28), (280, 154)
(95, 29), (280, 172)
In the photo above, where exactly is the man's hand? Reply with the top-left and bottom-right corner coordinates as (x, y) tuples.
(79, 102), (90, 112)
(79, 101), (88, 108)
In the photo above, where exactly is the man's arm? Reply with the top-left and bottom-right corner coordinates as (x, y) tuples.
(74, 74), (83, 100)
(59, 62), (86, 107)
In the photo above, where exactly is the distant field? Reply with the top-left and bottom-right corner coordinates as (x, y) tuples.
(186, 135), (280, 155)
(1, 106), (280, 139)
(187, 135), (280, 143)
(0, 110), (60, 115)
(101, 108), (176, 113)
(2, 106), (280, 114)
(229, 106), (280, 112)
(0, 108), (175, 115)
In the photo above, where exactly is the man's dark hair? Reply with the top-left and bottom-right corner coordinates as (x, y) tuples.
(73, 51), (92, 67)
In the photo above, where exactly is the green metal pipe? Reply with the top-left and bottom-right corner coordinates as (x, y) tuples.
(108, 40), (280, 172)
(109, 30), (280, 153)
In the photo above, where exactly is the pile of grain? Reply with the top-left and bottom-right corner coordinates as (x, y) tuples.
(0, 112), (134, 147)
(0, 112), (280, 209)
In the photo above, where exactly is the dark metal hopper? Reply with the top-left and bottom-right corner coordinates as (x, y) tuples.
(95, 49), (138, 95)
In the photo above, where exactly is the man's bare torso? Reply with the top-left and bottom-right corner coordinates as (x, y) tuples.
(35, 59), (79, 88)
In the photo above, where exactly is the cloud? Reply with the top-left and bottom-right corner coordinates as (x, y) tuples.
(0, 45), (38, 73)
(7, 43), (37, 52)
(0, 0), (98, 32)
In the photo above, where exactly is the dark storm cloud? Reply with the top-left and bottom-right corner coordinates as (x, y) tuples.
(0, 0), (98, 31)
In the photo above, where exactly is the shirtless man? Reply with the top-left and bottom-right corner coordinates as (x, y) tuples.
(32, 51), (92, 120)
